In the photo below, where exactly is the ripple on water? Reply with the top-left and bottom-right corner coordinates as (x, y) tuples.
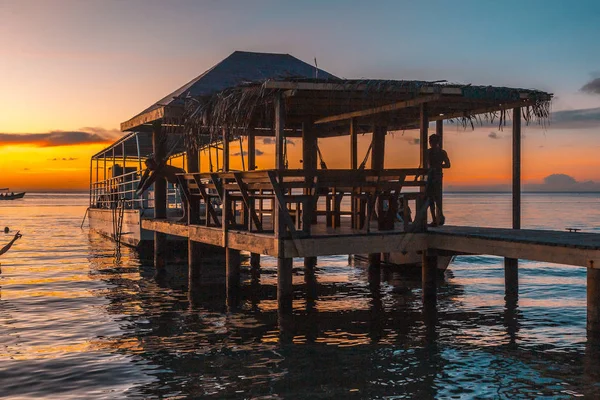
(0, 193), (599, 398)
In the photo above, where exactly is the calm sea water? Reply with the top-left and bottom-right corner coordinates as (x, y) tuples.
(1, 192), (600, 399)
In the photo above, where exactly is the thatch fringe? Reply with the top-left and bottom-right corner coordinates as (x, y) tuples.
(182, 78), (552, 149)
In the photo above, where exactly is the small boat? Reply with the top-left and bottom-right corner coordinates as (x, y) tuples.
(0, 188), (26, 200)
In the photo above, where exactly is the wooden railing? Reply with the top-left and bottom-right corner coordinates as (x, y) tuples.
(178, 168), (429, 238)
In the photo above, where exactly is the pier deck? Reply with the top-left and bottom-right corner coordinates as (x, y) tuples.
(142, 217), (600, 268)
(429, 226), (600, 268)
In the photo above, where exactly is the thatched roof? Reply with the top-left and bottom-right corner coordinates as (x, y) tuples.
(121, 51), (336, 132)
(182, 77), (552, 148)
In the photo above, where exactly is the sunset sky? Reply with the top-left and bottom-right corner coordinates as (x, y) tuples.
(1, 0), (600, 191)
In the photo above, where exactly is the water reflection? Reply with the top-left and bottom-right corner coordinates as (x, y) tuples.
(2, 193), (600, 398)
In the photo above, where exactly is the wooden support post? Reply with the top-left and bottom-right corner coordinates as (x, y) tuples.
(275, 93), (285, 171)
(350, 118), (358, 229)
(226, 248), (241, 309)
(371, 125), (386, 171)
(505, 107), (521, 298)
(418, 103), (430, 231)
(422, 250), (437, 302)
(304, 257), (317, 270)
(274, 93), (293, 313)
(222, 128), (229, 172)
(248, 131), (256, 171)
(152, 121), (167, 274)
(247, 131), (261, 266)
(350, 118), (358, 170)
(187, 148), (202, 285)
(588, 267), (600, 335)
(302, 121), (318, 230)
(250, 253), (261, 270)
(436, 120), (444, 214)
(368, 125), (386, 265)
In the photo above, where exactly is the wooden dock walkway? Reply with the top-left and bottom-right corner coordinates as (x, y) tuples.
(429, 226), (600, 268)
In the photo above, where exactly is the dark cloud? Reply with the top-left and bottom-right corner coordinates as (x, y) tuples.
(581, 78), (600, 95)
(232, 149), (265, 156)
(551, 107), (600, 129)
(0, 127), (121, 148)
(401, 137), (419, 145)
(23, 168), (30, 171)
(48, 157), (78, 161)
(261, 137), (295, 146)
(488, 131), (501, 139)
(526, 174), (600, 192)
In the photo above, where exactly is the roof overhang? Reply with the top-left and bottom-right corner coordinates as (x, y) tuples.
(120, 105), (184, 132)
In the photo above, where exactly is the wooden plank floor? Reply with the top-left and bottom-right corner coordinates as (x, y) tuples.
(430, 225), (600, 250)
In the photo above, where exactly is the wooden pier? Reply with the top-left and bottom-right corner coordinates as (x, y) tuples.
(91, 51), (600, 337)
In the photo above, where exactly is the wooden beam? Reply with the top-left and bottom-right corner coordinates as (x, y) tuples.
(263, 81), (464, 95)
(233, 172), (263, 231)
(314, 95), (441, 125)
(120, 105), (183, 132)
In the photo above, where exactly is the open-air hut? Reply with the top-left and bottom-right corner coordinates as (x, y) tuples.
(90, 50), (558, 320)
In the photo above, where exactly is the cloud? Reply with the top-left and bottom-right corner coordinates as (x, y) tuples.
(551, 107), (600, 129)
(261, 137), (295, 146)
(526, 174), (600, 192)
(488, 131), (501, 139)
(232, 149), (265, 157)
(0, 127), (121, 148)
(48, 157), (78, 161)
(581, 78), (600, 95)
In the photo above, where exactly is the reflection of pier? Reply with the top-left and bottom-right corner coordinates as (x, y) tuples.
(92, 51), (600, 337)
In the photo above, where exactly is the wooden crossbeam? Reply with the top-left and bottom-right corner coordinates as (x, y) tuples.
(192, 175), (221, 227)
(314, 94), (442, 125)
(233, 172), (263, 232)
(267, 171), (305, 255)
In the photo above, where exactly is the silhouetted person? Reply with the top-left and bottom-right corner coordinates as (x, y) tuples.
(427, 134), (450, 226)
(0, 231), (22, 256)
(136, 157), (189, 221)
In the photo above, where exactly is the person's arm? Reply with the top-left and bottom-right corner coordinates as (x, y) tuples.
(0, 232), (22, 256)
(442, 150), (451, 169)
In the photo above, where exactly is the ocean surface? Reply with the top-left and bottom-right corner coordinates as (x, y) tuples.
(1, 192), (600, 399)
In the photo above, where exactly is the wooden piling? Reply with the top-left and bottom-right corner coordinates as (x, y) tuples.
(226, 248), (241, 308)
(152, 121), (167, 274)
(422, 250), (437, 301)
(505, 107), (521, 296)
(588, 267), (600, 335)
(304, 257), (317, 270)
(278, 257), (294, 312)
